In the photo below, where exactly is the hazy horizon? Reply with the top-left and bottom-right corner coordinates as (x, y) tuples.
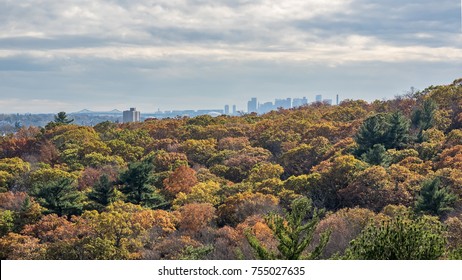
(1, 0), (461, 114)
(0, 94), (352, 114)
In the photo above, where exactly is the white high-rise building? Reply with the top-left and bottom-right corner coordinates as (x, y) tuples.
(123, 108), (140, 123)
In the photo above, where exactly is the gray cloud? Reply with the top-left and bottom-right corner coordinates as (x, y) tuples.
(0, 0), (461, 113)
(293, 0), (460, 46)
(0, 56), (56, 71)
(1, 0), (459, 52)
(0, 36), (111, 50)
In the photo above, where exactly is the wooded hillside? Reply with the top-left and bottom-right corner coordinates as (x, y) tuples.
(1, 79), (461, 259)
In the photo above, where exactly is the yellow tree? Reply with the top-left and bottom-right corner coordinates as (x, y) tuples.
(81, 201), (175, 259)
(172, 181), (221, 208)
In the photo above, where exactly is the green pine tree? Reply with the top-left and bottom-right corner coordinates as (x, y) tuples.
(355, 113), (390, 155)
(246, 197), (330, 260)
(412, 98), (437, 141)
(361, 144), (390, 166)
(35, 177), (84, 216)
(14, 196), (42, 231)
(88, 175), (118, 211)
(179, 245), (214, 260)
(415, 178), (457, 217)
(54, 111), (74, 124)
(120, 160), (166, 208)
(45, 111), (74, 129)
(344, 215), (446, 260)
(355, 112), (410, 158)
(0, 210), (14, 237)
(448, 247), (462, 260)
(386, 111), (410, 149)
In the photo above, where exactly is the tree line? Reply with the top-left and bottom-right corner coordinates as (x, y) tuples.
(0, 78), (461, 259)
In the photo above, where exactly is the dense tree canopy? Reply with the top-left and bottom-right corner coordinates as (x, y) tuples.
(0, 79), (461, 259)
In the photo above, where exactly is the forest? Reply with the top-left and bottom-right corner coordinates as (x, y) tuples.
(0, 79), (461, 260)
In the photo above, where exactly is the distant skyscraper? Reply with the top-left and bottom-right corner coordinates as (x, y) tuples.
(315, 94), (322, 103)
(224, 105), (230, 115)
(232, 105), (237, 115)
(275, 98), (291, 109)
(323, 99), (333, 105)
(292, 97), (308, 108)
(247, 97), (257, 113)
(123, 107), (140, 123)
(336, 94), (339, 105)
(258, 101), (275, 114)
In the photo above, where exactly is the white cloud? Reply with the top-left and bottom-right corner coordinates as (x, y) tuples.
(0, 1), (353, 45)
(1, 37), (461, 65)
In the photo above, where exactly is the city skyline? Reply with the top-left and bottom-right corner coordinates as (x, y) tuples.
(1, 93), (342, 115)
(88, 94), (338, 115)
(0, 94), (343, 133)
(1, 1), (461, 113)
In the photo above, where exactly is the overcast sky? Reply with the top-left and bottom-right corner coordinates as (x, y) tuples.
(0, 0), (461, 113)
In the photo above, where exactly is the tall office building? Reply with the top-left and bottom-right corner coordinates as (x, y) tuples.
(323, 99), (333, 105)
(232, 105), (237, 115)
(315, 94), (322, 103)
(224, 105), (230, 115)
(258, 101), (275, 114)
(275, 98), (292, 109)
(247, 97), (257, 113)
(292, 97), (308, 108)
(123, 108), (140, 123)
(336, 94), (339, 105)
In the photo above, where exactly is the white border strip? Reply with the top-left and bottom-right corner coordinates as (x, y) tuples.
(2, 260), (462, 280)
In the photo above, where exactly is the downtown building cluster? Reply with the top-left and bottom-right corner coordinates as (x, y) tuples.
(245, 94), (339, 114)
(120, 94), (340, 123)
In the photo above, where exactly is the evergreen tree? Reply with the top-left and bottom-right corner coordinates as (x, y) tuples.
(246, 197), (330, 260)
(35, 178), (84, 216)
(361, 144), (389, 166)
(54, 111), (74, 124)
(179, 245), (214, 260)
(412, 98), (437, 138)
(345, 215), (446, 260)
(88, 175), (117, 211)
(120, 160), (165, 208)
(14, 196), (42, 231)
(0, 210), (14, 236)
(45, 111), (74, 129)
(386, 111), (410, 149)
(448, 247), (462, 260)
(355, 114), (390, 155)
(415, 178), (457, 217)
(355, 112), (410, 159)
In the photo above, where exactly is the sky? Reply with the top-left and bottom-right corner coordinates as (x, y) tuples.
(0, 0), (461, 113)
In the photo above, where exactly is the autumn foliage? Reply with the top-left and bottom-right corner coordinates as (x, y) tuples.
(0, 79), (462, 259)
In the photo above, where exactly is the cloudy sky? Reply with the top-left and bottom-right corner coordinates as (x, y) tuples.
(0, 0), (461, 113)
